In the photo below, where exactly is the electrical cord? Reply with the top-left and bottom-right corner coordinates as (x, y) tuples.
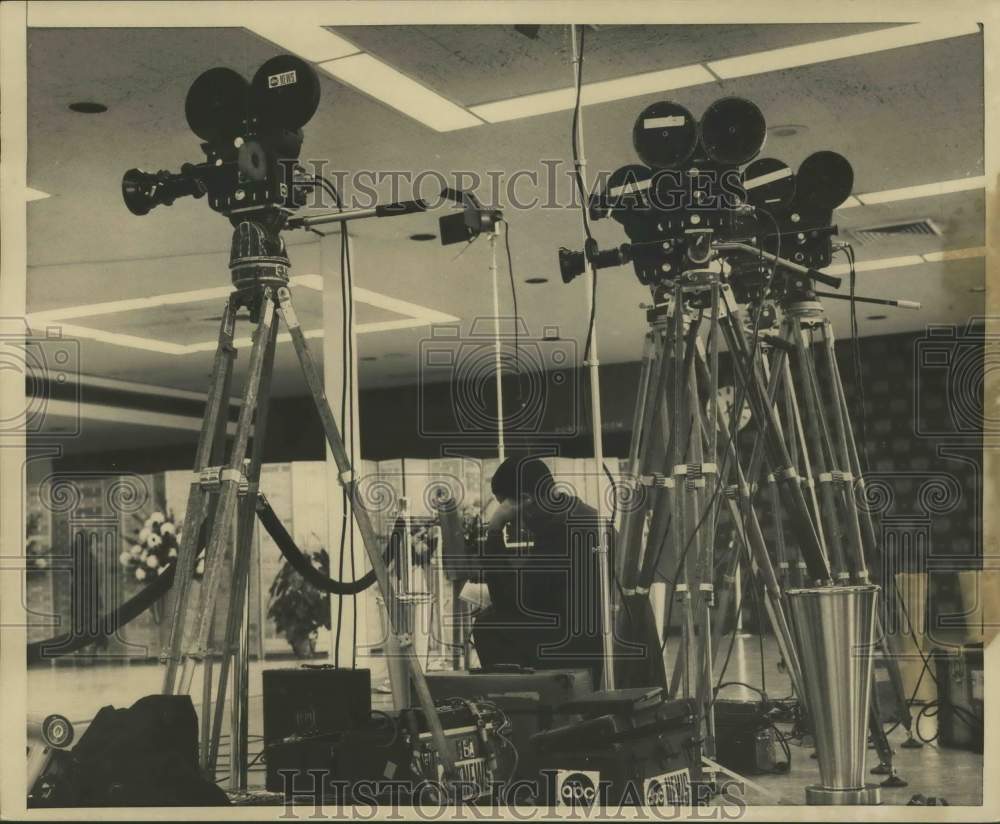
(499, 219), (520, 377)
(569, 26), (600, 365)
(316, 173), (358, 669)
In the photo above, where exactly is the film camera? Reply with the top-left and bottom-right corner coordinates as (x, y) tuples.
(558, 96), (854, 300)
(121, 54), (320, 221)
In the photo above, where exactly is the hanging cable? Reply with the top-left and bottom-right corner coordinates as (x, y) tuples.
(569, 26), (600, 365)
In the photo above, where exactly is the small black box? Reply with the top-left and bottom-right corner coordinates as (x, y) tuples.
(262, 666), (371, 745)
(934, 645), (984, 753)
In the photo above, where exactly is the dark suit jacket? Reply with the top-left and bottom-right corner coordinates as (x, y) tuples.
(482, 496), (611, 658)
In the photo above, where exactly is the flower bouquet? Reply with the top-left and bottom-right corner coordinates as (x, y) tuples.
(119, 509), (204, 585)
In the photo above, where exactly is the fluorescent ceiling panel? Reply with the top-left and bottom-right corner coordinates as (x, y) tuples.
(249, 23), (360, 62)
(27, 275), (457, 355)
(470, 64), (715, 123)
(708, 22), (980, 79)
(921, 246), (987, 263)
(822, 246), (984, 276)
(857, 176), (986, 206)
(318, 53), (483, 132)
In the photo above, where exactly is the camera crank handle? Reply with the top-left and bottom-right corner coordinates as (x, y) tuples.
(811, 291), (922, 310)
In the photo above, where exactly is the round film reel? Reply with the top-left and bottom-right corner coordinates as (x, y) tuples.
(632, 101), (698, 169)
(795, 150), (854, 210)
(250, 54), (321, 131)
(743, 157), (796, 210)
(600, 164), (654, 223)
(699, 97), (766, 166)
(185, 67), (250, 143)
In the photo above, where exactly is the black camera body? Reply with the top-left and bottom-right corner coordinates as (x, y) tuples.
(197, 127), (307, 217)
(559, 97), (854, 295)
(122, 55), (320, 222)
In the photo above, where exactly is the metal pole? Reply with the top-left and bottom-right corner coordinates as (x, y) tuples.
(570, 23), (616, 691)
(489, 228), (506, 461)
(230, 582), (250, 790)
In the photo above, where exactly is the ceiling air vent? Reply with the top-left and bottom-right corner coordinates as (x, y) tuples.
(849, 218), (941, 245)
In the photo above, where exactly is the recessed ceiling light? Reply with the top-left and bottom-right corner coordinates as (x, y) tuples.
(867, 315), (888, 321)
(68, 101), (107, 114)
(525, 277), (549, 285)
(409, 233), (436, 241)
(767, 124), (805, 138)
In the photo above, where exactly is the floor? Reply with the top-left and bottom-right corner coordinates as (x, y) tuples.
(27, 636), (983, 807)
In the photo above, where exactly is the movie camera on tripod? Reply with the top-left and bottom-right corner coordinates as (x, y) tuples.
(121, 55), (322, 220)
(557, 96), (854, 300)
(121, 53), (500, 254)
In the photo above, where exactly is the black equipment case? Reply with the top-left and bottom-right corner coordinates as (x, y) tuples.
(263, 666), (372, 792)
(417, 667), (595, 782)
(934, 644), (984, 753)
(530, 689), (703, 806)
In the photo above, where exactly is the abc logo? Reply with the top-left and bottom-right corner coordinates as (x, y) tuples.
(559, 772), (598, 807)
(645, 778), (667, 806)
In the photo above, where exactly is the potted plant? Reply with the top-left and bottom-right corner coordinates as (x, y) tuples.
(267, 549), (331, 658)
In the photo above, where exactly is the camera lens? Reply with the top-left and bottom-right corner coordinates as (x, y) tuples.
(121, 169), (156, 215)
(699, 97), (766, 166)
(185, 67), (250, 143)
(632, 101), (698, 169)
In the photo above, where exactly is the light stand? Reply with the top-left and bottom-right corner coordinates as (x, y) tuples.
(569, 22), (617, 692)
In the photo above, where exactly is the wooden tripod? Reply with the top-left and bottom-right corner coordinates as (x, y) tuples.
(157, 220), (459, 788)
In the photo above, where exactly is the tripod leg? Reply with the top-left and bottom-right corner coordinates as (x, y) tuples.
(619, 329), (668, 589)
(717, 300), (829, 582)
(207, 316), (279, 777)
(789, 318), (850, 580)
(693, 338), (807, 701)
(276, 287), (461, 785)
(162, 301), (238, 694)
(179, 296), (276, 696)
(817, 321), (870, 579)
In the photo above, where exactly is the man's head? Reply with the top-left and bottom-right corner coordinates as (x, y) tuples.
(490, 456), (558, 524)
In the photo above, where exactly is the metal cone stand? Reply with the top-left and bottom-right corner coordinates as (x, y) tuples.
(159, 218), (460, 788)
(786, 584), (881, 805)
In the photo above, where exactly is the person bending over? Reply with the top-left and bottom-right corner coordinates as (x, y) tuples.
(471, 456), (608, 685)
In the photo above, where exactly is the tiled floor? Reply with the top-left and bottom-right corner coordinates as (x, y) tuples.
(27, 636), (983, 807)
